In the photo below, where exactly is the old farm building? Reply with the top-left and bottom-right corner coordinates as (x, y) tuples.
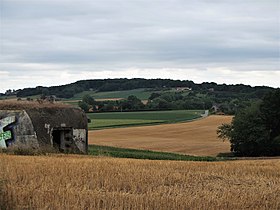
(0, 101), (88, 153)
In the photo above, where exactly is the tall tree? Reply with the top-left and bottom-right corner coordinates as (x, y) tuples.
(260, 89), (280, 142)
(218, 89), (280, 156)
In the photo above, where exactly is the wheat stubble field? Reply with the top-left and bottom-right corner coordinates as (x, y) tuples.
(1, 115), (279, 209)
(89, 115), (232, 156)
(0, 154), (279, 209)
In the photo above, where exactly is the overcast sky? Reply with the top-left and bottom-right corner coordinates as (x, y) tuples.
(0, 0), (279, 93)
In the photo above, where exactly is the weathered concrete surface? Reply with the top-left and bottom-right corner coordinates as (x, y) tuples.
(73, 129), (87, 153)
(0, 103), (88, 153)
(26, 107), (88, 153)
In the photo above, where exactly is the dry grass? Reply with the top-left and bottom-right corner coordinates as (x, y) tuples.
(89, 115), (233, 156)
(0, 154), (279, 209)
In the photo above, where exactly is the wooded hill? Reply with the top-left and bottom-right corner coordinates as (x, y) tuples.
(2, 78), (275, 115)
(10, 78), (273, 99)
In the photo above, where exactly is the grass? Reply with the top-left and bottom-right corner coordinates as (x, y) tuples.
(62, 88), (192, 106)
(88, 119), (165, 129)
(88, 144), (217, 161)
(69, 88), (156, 100)
(63, 100), (80, 106)
(88, 110), (204, 129)
(1, 154), (279, 209)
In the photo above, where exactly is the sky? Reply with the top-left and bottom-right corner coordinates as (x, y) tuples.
(0, 0), (279, 93)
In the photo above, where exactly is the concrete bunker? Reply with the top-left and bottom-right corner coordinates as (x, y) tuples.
(0, 102), (88, 153)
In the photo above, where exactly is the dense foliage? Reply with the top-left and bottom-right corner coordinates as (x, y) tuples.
(1, 78), (273, 114)
(15, 79), (195, 98)
(218, 89), (280, 156)
(78, 90), (257, 114)
(13, 78), (272, 99)
(78, 94), (146, 112)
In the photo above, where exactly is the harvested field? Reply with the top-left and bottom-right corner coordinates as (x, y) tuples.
(1, 154), (279, 209)
(89, 115), (233, 156)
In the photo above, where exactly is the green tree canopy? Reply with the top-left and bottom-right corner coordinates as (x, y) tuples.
(121, 95), (145, 111)
(82, 94), (95, 106)
(78, 101), (90, 112)
(217, 89), (280, 156)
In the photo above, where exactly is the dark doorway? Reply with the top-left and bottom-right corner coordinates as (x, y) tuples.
(52, 128), (73, 152)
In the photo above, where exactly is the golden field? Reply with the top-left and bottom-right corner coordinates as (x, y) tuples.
(89, 115), (233, 156)
(1, 154), (279, 209)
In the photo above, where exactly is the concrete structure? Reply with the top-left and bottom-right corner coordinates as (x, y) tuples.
(0, 102), (88, 153)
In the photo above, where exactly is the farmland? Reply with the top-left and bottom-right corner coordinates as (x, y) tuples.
(1, 154), (279, 209)
(69, 88), (157, 100)
(63, 87), (190, 107)
(89, 115), (232, 156)
(88, 145), (217, 161)
(87, 110), (204, 129)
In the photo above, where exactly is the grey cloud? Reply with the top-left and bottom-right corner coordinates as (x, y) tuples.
(1, 0), (279, 70)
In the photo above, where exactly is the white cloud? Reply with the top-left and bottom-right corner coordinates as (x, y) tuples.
(0, 71), (9, 77)
(1, 64), (279, 93)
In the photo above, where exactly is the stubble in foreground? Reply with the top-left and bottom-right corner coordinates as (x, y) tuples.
(0, 154), (279, 209)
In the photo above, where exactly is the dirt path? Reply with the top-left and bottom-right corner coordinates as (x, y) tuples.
(89, 115), (233, 156)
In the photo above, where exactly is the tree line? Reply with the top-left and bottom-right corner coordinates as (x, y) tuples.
(12, 78), (273, 99)
(79, 95), (145, 112)
(79, 88), (270, 115)
(78, 89), (260, 115)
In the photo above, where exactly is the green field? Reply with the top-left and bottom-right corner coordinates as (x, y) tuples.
(87, 110), (204, 129)
(70, 88), (156, 100)
(88, 145), (218, 161)
(62, 88), (192, 107)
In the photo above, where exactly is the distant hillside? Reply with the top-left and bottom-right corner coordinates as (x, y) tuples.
(10, 78), (273, 99)
(1, 78), (276, 115)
